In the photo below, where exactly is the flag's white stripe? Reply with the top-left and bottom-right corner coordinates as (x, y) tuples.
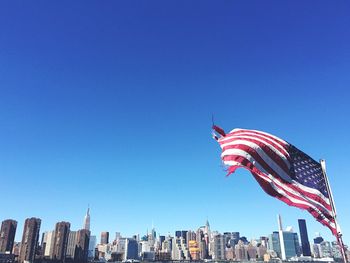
(221, 142), (291, 183)
(229, 131), (290, 157)
(230, 128), (289, 146)
(223, 150), (332, 215)
(254, 171), (336, 229)
(221, 137), (291, 170)
(223, 144), (330, 205)
(220, 131), (290, 158)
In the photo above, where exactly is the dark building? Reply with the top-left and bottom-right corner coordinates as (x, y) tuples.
(314, 236), (324, 244)
(159, 236), (165, 247)
(100, 232), (109, 245)
(52, 222), (70, 261)
(181, 231), (188, 243)
(175, 231), (181, 238)
(232, 232), (240, 245)
(125, 238), (138, 260)
(19, 218), (41, 263)
(240, 236), (249, 244)
(0, 219), (17, 253)
(298, 219), (311, 256)
(0, 253), (15, 263)
(74, 229), (90, 263)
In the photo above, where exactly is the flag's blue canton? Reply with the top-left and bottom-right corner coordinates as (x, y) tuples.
(288, 145), (329, 198)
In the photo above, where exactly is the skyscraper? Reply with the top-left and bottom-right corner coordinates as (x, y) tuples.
(211, 234), (225, 260)
(88, 235), (96, 259)
(100, 232), (109, 245)
(268, 232), (281, 258)
(74, 229), (90, 263)
(282, 231), (298, 259)
(125, 238), (139, 261)
(0, 219), (17, 253)
(19, 217), (41, 263)
(66, 231), (77, 259)
(41, 231), (55, 258)
(83, 208), (90, 231)
(51, 221), (70, 261)
(298, 219), (311, 256)
(175, 231), (181, 238)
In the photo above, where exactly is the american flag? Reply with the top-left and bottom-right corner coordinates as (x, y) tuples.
(213, 125), (337, 236)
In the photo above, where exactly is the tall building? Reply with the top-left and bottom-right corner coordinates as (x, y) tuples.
(41, 231), (55, 258)
(175, 231), (181, 238)
(88, 235), (96, 259)
(282, 231), (298, 259)
(51, 221), (70, 261)
(172, 237), (189, 260)
(204, 220), (210, 247)
(125, 238), (138, 261)
(246, 243), (257, 260)
(232, 232), (240, 245)
(66, 231), (77, 259)
(159, 236), (165, 248)
(268, 232), (281, 257)
(181, 231), (188, 244)
(100, 232), (109, 245)
(235, 240), (248, 261)
(271, 216), (298, 260)
(210, 234), (225, 260)
(19, 217), (41, 263)
(298, 219), (311, 256)
(314, 236), (324, 244)
(83, 208), (90, 231)
(0, 219), (17, 253)
(74, 229), (90, 263)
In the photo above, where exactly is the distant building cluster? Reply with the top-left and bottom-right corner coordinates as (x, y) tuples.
(0, 212), (348, 263)
(0, 209), (91, 263)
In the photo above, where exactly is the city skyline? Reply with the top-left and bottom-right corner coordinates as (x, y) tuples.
(1, 0), (350, 251)
(2, 213), (345, 247)
(1, 214), (347, 262)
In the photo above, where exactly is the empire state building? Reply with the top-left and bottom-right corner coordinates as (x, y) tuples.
(83, 207), (90, 231)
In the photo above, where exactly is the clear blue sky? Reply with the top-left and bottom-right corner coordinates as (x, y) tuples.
(1, 1), (350, 244)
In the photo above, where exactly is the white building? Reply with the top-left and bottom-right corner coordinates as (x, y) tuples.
(172, 237), (189, 260)
(42, 231), (55, 257)
(66, 231), (77, 259)
(210, 234), (225, 260)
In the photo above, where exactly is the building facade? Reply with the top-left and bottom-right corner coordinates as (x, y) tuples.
(298, 219), (311, 256)
(0, 219), (17, 254)
(52, 221), (70, 261)
(100, 232), (109, 245)
(41, 231), (55, 258)
(66, 231), (77, 259)
(74, 229), (90, 263)
(19, 217), (41, 263)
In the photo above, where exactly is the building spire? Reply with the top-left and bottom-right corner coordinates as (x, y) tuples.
(278, 214), (286, 260)
(83, 205), (90, 231)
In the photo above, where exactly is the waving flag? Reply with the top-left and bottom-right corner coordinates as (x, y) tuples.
(213, 125), (337, 236)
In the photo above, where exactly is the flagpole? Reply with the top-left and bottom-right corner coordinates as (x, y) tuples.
(320, 159), (347, 263)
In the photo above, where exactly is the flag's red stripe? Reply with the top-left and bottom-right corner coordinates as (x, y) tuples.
(220, 132), (291, 163)
(221, 138), (290, 175)
(230, 129), (289, 150)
